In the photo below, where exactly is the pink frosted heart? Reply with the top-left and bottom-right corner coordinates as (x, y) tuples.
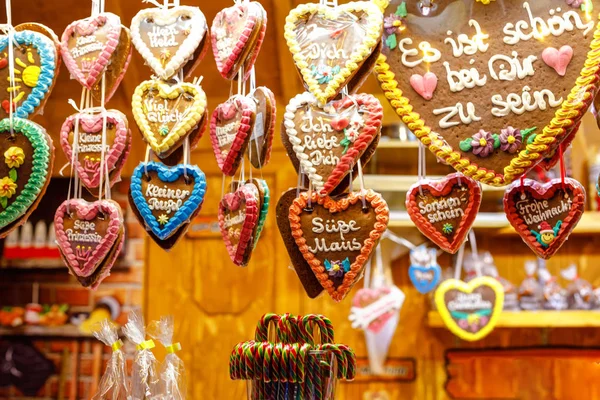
(542, 45), (573, 76)
(409, 72), (438, 100)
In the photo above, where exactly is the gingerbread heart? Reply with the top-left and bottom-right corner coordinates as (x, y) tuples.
(374, 0), (600, 186)
(210, 95), (256, 176)
(409, 264), (441, 294)
(131, 6), (207, 80)
(435, 277), (504, 342)
(211, 1), (266, 80)
(218, 182), (260, 267)
(60, 110), (130, 190)
(132, 80), (207, 158)
(130, 162), (207, 247)
(503, 177), (585, 259)
(284, 92), (383, 196)
(61, 13), (122, 89)
(0, 118), (54, 237)
(91, 26), (133, 104)
(247, 178), (269, 249)
(406, 173), (482, 254)
(0, 30), (57, 119)
(288, 190), (389, 302)
(285, 2), (383, 104)
(248, 87), (276, 169)
(351, 287), (398, 333)
(54, 199), (124, 287)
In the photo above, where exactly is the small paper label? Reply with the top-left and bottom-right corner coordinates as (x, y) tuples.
(250, 113), (264, 141)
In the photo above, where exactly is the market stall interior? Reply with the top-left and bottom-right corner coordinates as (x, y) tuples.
(0, 0), (600, 398)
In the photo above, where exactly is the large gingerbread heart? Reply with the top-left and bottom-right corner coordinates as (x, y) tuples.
(0, 30), (57, 119)
(211, 2), (266, 80)
(61, 13), (122, 89)
(289, 190), (389, 302)
(218, 182), (260, 267)
(284, 92), (383, 196)
(374, 0), (600, 186)
(131, 6), (207, 80)
(435, 276), (504, 341)
(406, 173), (482, 254)
(285, 2), (383, 105)
(54, 199), (123, 286)
(130, 161), (207, 244)
(210, 95), (256, 176)
(132, 80), (207, 158)
(60, 111), (130, 190)
(503, 177), (585, 259)
(0, 118), (53, 236)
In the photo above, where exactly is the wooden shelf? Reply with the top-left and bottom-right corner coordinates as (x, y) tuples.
(428, 310), (600, 328)
(356, 175), (506, 193)
(0, 324), (92, 338)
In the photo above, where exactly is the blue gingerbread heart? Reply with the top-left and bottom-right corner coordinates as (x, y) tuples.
(130, 161), (207, 240)
(408, 264), (441, 294)
(0, 30), (57, 119)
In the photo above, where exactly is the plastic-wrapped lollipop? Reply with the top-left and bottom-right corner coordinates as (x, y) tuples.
(122, 309), (161, 399)
(561, 264), (593, 310)
(539, 269), (568, 310)
(92, 319), (129, 400)
(148, 316), (187, 400)
(519, 261), (542, 310)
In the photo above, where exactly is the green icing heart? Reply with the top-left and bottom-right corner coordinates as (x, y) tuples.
(253, 179), (270, 249)
(0, 118), (51, 230)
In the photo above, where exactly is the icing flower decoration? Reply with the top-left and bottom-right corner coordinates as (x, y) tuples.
(566, 0), (584, 7)
(324, 258), (351, 278)
(442, 223), (453, 235)
(499, 126), (522, 154)
(160, 49), (172, 63)
(471, 130), (497, 158)
(340, 113), (365, 154)
(0, 177), (17, 199)
(384, 14), (404, 35)
(158, 214), (169, 225)
(159, 126), (169, 136)
(311, 64), (341, 85)
(228, 227), (241, 240)
(476, 0), (495, 4)
(4, 146), (24, 169)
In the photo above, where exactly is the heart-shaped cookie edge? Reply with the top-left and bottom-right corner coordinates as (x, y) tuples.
(372, 0), (600, 186)
(252, 179), (269, 249)
(0, 31), (57, 119)
(503, 177), (585, 259)
(130, 161), (207, 240)
(434, 276), (504, 342)
(408, 264), (441, 294)
(249, 86), (276, 169)
(284, 92), (383, 196)
(54, 198), (123, 278)
(405, 172), (482, 254)
(285, 2), (383, 105)
(60, 110), (129, 189)
(131, 6), (207, 80)
(289, 189), (389, 302)
(132, 80), (207, 157)
(60, 13), (122, 89)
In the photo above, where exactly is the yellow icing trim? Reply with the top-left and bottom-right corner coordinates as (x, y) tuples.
(284, 2), (383, 105)
(373, 1), (600, 186)
(132, 80), (207, 155)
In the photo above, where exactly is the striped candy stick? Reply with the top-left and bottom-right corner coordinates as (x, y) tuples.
(255, 313), (280, 342)
(229, 342), (244, 380)
(319, 344), (347, 380)
(336, 344), (357, 381)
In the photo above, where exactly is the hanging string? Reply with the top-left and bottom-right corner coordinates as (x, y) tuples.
(558, 143), (566, 189)
(453, 242), (466, 281)
(296, 165), (304, 199)
(66, 90), (88, 213)
(468, 230), (483, 277)
(98, 75), (108, 201)
(356, 159), (367, 209)
(417, 142), (426, 196)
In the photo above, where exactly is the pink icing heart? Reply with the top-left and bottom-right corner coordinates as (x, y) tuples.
(542, 45), (573, 76)
(409, 72), (438, 100)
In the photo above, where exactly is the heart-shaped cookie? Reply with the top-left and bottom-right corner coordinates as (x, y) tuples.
(0, 30), (57, 119)
(130, 161), (207, 248)
(132, 80), (207, 158)
(211, 2), (266, 80)
(60, 110), (130, 190)
(289, 189), (389, 302)
(284, 92), (383, 196)
(248, 87), (276, 169)
(351, 287), (397, 333)
(247, 178), (269, 249)
(435, 276), (504, 341)
(219, 182), (260, 266)
(210, 95), (256, 176)
(503, 177), (585, 259)
(131, 6), (207, 80)
(374, 0), (600, 186)
(0, 118), (54, 237)
(405, 173), (482, 254)
(408, 264), (441, 294)
(54, 199), (124, 288)
(61, 13), (122, 89)
(285, 2), (383, 104)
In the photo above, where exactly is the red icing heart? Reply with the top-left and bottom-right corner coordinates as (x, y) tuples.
(503, 178), (585, 259)
(1, 100), (15, 114)
(406, 173), (482, 254)
(352, 287), (395, 333)
(218, 183), (259, 266)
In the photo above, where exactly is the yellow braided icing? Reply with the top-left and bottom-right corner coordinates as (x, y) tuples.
(373, 0), (600, 187)
(284, 2), (383, 105)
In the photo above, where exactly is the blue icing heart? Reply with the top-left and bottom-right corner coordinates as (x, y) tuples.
(130, 161), (207, 240)
(408, 264), (441, 294)
(0, 30), (56, 119)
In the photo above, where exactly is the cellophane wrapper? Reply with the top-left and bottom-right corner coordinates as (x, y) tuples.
(122, 309), (161, 399)
(148, 316), (187, 400)
(92, 319), (129, 400)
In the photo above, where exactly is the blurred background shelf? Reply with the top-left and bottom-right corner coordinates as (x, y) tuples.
(428, 310), (600, 328)
(0, 258), (133, 270)
(356, 174), (506, 193)
(0, 324), (91, 338)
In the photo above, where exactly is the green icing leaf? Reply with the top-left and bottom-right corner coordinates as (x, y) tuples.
(396, 2), (408, 17)
(527, 133), (537, 145)
(385, 34), (397, 50)
(0, 197), (7, 209)
(459, 139), (473, 152)
(9, 168), (16, 182)
(492, 134), (501, 149)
